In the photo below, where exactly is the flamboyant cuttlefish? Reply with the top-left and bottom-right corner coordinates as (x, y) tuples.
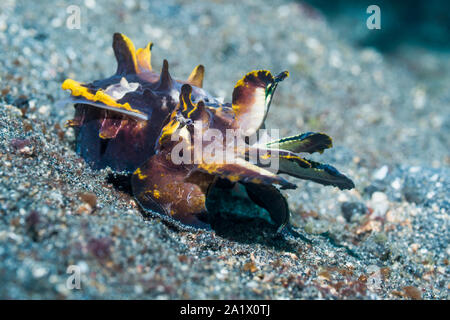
(61, 33), (354, 231)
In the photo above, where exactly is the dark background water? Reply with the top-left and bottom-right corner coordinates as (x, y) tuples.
(303, 0), (450, 52)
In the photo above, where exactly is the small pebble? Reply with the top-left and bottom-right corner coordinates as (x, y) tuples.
(341, 201), (368, 222)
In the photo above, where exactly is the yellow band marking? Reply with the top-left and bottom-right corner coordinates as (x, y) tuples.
(62, 79), (143, 115)
(119, 33), (138, 73)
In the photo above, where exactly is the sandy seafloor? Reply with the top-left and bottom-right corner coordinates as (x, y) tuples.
(0, 0), (448, 299)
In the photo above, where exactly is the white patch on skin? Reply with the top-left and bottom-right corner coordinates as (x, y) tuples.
(191, 88), (221, 104)
(169, 89), (180, 104)
(160, 97), (168, 112)
(193, 88), (209, 101)
(104, 77), (140, 100)
(240, 87), (266, 136)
